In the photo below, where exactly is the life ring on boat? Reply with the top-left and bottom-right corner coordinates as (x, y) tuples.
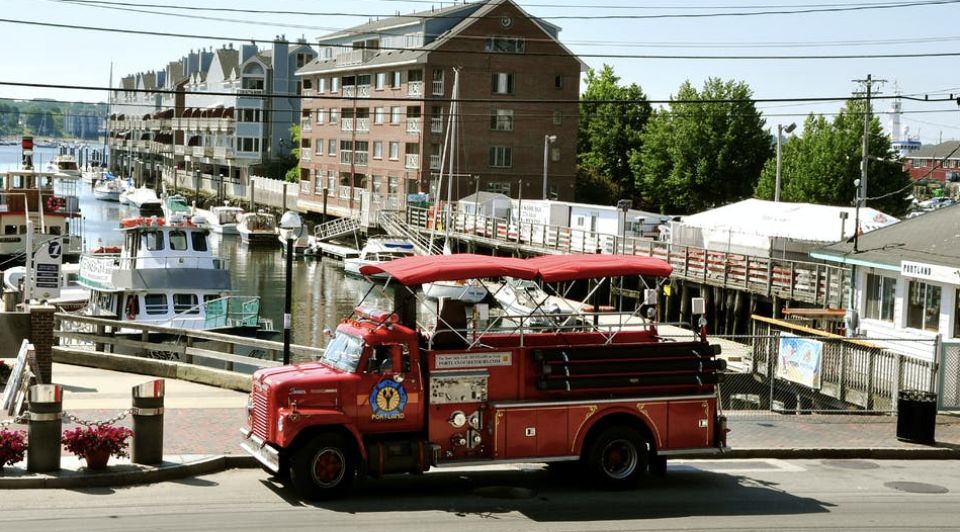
(125, 296), (139, 320)
(46, 196), (65, 211)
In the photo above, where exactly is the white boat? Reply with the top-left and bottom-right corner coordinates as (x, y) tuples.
(4, 262), (88, 310)
(483, 278), (575, 328)
(122, 186), (163, 217)
(161, 193), (193, 220)
(0, 168), (83, 258)
(279, 232), (311, 256)
(345, 238), (417, 280)
(93, 177), (123, 202)
(77, 214), (267, 332)
(422, 280), (487, 304)
(236, 211), (278, 246)
(195, 204), (244, 235)
(45, 154), (82, 180)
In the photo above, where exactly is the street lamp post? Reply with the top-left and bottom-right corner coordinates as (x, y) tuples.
(542, 135), (557, 200)
(774, 123), (796, 202)
(279, 211), (304, 365)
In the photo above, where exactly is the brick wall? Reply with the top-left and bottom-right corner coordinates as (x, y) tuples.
(29, 305), (56, 384)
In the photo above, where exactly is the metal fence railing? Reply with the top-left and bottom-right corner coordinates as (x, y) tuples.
(695, 316), (941, 416)
(940, 340), (960, 411)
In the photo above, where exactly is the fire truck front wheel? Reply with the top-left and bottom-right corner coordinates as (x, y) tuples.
(585, 426), (648, 489)
(289, 433), (356, 500)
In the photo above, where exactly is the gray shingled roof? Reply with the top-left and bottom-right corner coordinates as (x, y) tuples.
(319, 2), (482, 41)
(215, 48), (240, 79)
(814, 203), (960, 269)
(904, 141), (960, 160)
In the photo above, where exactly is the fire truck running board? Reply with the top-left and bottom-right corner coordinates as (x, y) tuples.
(434, 456), (581, 469)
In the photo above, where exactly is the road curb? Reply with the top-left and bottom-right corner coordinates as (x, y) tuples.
(674, 447), (960, 460)
(0, 456), (235, 490)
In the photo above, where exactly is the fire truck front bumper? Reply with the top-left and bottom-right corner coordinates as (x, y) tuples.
(239, 428), (280, 473)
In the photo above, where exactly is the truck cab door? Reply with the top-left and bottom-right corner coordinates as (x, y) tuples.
(356, 343), (422, 434)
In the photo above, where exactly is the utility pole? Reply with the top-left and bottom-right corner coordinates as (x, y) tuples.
(852, 74), (886, 208)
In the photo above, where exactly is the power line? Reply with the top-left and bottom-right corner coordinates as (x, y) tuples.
(52, 0), (960, 20)
(5, 16), (960, 62)
(4, 79), (957, 106)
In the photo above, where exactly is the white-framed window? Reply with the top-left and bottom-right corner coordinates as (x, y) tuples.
(487, 181), (511, 195)
(316, 109), (325, 124)
(907, 280), (941, 332)
(331, 77), (340, 92)
(238, 108), (261, 123)
(327, 171), (336, 196)
(553, 111), (562, 125)
(318, 78), (326, 93)
(491, 73), (514, 95)
(144, 294), (168, 315)
(391, 71), (401, 88)
(328, 139), (337, 155)
(236, 137), (260, 152)
(484, 36), (525, 54)
(173, 293), (200, 314)
(388, 176), (399, 195)
(489, 109), (514, 131)
(315, 139), (324, 155)
(555, 75), (563, 89)
(373, 175), (382, 195)
(330, 108), (339, 124)
(489, 146), (512, 168)
(373, 141), (383, 159)
(374, 107), (385, 125)
(389, 141), (400, 160)
(551, 147), (560, 162)
(864, 273), (896, 322)
(375, 72), (386, 90)
(390, 106), (401, 124)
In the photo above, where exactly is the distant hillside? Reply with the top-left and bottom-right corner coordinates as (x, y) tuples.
(0, 100), (107, 140)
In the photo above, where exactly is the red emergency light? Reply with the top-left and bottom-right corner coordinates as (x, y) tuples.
(353, 306), (399, 324)
(21, 136), (33, 150)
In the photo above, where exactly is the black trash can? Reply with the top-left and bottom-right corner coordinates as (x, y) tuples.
(896, 390), (937, 444)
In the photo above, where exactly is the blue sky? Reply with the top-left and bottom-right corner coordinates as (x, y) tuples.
(2, 0), (958, 144)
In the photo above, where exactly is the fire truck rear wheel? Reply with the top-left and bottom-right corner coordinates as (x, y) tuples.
(585, 426), (648, 489)
(289, 434), (356, 500)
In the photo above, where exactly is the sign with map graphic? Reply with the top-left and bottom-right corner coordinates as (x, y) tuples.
(775, 333), (823, 390)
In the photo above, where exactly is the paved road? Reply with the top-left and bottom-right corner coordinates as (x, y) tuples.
(2, 459), (959, 531)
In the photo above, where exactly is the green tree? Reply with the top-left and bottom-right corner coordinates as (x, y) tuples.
(630, 78), (771, 214)
(578, 64), (651, 203)
(284, 124), (301, 183)
(754, 99), (911, 216)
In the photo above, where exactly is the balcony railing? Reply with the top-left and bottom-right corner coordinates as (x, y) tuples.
(213, 146), (235, 159)
(355, 117), (370, 133)
(407, 81), (424, 97)
(301, 120), (312, 132)
(432, 80), (444, 96)
(340, 150), (353, 165)
(406, 117), (422, 135)
(342, 85), (371, 98)
(335, 49), (376, 67)
(405, 153), (420, 169)
(237, 88), (264, 96)
(302, 150), (311, 161)
(174, 146), (186, 156)
(354, 151), (368, 166)
(430, 154), (441, 170)
(431, 116), (443, 134)
(192, 146), (206, 158)
(302, 88), (314, 96)
(341, 119), (354, 132)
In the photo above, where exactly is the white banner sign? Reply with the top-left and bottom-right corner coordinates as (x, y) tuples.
(901, 260), (960, 286)
(435, 352), (512, 370)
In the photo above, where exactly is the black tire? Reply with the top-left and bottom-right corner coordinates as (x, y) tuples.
(584, 426), (648, 490)
(289, 433), (356, 500)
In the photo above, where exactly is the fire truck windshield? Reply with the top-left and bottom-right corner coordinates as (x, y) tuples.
(319, 332), (364, 372)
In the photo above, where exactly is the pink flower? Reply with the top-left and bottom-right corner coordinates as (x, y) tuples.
(61, 424), (134, 459)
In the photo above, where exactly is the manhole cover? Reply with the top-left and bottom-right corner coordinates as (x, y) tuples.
(473, 486), (538, 499)
(821, 460), (880, 470)
(885, 481), (949, 494)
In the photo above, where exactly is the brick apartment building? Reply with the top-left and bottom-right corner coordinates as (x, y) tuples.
(295, 0), (584, 219)
(903, 141), (960, 184)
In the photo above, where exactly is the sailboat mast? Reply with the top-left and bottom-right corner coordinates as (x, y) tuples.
(445, 68), (460, 241)
(102, 62), (112, 170)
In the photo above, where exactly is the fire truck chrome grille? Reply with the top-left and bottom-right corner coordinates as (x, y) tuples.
(251, 389), (269, 440)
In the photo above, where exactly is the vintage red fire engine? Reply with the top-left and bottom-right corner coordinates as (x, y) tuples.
(241, 254), (727, 499)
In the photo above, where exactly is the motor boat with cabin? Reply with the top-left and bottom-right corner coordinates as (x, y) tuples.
(236, 211), (278, 246)
(161, 193), (192, 219)
(194, 203), (244, 235)
(343, 238), (417, 279)
(121, 186), (163, 217)
(422, 279), (487, 304)
(93, 173), (124, 202)
(77, 213), (268, 333)
(45, 154), (82, 180)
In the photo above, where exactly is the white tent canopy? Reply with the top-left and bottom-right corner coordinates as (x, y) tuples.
(671, 198), (898, 257)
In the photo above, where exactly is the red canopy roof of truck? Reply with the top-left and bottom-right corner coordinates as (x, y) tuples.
(359, 253), (672, 285)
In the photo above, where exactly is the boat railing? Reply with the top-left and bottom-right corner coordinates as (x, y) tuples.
(202, 295), (264, 329)
(80, 254), (230, 274)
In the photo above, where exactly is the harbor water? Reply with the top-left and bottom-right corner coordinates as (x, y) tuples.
(1, 144), (383, 355)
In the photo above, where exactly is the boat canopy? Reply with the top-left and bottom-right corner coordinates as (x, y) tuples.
(359, 254), (673, 285)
